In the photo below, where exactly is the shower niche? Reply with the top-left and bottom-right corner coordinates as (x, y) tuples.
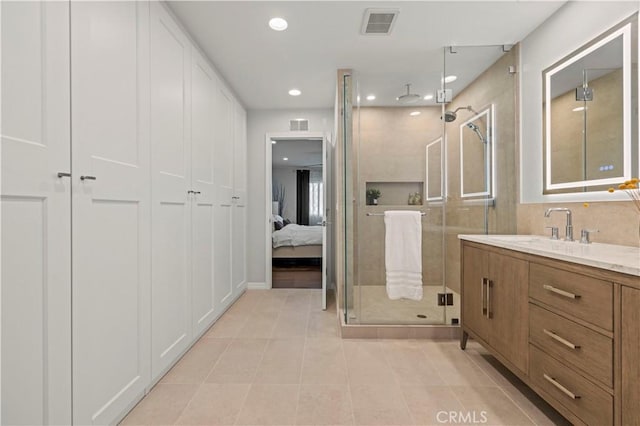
(364, 181), (424, 206)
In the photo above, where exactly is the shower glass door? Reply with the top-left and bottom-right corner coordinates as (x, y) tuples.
(343, 61), (448, 325)
(442, 45), (519, 301)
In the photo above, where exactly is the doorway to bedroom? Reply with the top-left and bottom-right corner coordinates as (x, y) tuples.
(270, 137), (324, 289)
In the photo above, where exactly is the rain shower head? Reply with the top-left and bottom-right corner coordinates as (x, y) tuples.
(396, 84), (421, 104)
(441, 105), (478, 122)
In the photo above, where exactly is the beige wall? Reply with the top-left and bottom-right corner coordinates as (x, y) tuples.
(517, 201), (639, 247)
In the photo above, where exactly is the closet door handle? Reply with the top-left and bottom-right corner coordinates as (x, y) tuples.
(80, 175), (96, 181)
(232, 196), (240, 200)
(57, 172), (71, 178)
(194, 191), (201, 195)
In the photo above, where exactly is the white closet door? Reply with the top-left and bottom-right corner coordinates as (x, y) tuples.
(232, 105), (247, 293)
(71, 2), (151, 424)
(213, 86), (234, 308)
(1, 2), (71, 424)
(191, 49), (217, 336)
(150, 2), (192, 379)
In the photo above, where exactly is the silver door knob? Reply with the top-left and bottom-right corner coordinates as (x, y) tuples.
(80, 175), (96, 181)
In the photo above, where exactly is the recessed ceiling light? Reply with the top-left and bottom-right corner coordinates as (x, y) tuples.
(272, 140), (277, 144)
(444, 75), (457, 83)
(289, 89), (301, 96)
(269, 17), (288, 31)
(283, 157), (289, 161)
(366, 94), (376, 101)
(410, 111), (421, 116)
(572, 106), (587, 112)
(423, 94), (433, 100)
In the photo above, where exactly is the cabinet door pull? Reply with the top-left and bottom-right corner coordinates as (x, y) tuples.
(543, 373), (580, 399)
(486, 280), (492, 319)
(80, 175), (96, 181)
(481, 278), (487, 317)
(57, 172), (71, 178)
(543, 329), (580, 349)
(543, 284), (580, 299)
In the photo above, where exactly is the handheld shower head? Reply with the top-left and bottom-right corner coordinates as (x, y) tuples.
(466, 122), (487, 144)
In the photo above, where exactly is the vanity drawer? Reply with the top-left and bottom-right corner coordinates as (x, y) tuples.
(529, 304), (612, 387)
(529, 263), (613, 330)
(530, 345), (612, 426)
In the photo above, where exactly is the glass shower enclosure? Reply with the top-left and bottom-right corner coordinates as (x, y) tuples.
(342, 45), (519, 326)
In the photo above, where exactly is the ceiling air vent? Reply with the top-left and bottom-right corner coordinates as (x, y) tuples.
(290, 119), (309, 131)
(361, 8), (399, 35)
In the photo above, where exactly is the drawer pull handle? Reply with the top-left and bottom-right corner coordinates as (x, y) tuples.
(543, 373), (580, 399)
(543, 284), (580, 299)
(543, 329), (580, 349)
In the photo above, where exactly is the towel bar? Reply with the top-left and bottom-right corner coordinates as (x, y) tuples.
(366, 212), (426, 216)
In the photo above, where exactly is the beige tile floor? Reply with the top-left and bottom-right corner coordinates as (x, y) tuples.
(121, 289), (569, 426)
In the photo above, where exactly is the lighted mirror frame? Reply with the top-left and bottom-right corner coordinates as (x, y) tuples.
(460, 105), (495, 199)
(544, 22), (632, 192)
(425, 137), (443, 201)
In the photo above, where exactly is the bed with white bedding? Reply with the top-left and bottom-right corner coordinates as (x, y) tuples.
(272, 224), (323, 258)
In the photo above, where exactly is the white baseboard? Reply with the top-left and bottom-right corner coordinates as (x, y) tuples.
(247, 281), (269, 290)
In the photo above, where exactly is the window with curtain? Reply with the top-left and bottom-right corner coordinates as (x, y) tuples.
(309, 169), (323, 226)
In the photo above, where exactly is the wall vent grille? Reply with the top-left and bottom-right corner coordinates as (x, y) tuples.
(289, 119), (309, 131)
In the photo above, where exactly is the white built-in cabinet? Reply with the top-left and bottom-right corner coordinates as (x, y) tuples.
(1, 1), (248, 424)
(1, 2), (72, 425)
(149, 1), (193, 381)
(71, 2), (152, 423)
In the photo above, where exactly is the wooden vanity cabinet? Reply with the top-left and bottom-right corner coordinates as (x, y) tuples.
(461, 244), (529, 374)
(461, 239), (640, 426)
(621, 287), (640, 426)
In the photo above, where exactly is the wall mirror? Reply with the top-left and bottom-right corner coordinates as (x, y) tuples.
(460, 105), (494, 198)
(543, 14), (638, 193)
(425, 137), (443, 201)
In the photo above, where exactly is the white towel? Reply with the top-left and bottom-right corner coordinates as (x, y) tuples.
(384, 210), (423, 301)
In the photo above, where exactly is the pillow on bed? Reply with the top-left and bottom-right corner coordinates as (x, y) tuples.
(283, 219), (291, 227)
(272, 214), (284, 230)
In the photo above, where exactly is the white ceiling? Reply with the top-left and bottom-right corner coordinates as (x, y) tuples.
(168, 1), (567, 110)
(272, 138), (323, 167)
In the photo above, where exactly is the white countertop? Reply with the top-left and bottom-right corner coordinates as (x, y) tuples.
(459, 234), (640, 277)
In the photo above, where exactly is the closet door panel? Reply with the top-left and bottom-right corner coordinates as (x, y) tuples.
(191, 50), (217, 335)
(213, 86), (234, 307)
(150, 2), (192, 379)
(71, 2), (151, 424)
(0, 2), (72, 425)
(232, 105), (247, 292)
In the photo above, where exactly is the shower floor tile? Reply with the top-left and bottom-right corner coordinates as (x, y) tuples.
(352, 285), (461, 325)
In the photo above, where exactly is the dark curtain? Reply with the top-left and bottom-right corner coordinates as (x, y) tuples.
(296, 170), (310, 225)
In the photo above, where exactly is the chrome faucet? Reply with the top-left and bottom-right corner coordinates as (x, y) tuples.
(544, 208), (573, 241)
